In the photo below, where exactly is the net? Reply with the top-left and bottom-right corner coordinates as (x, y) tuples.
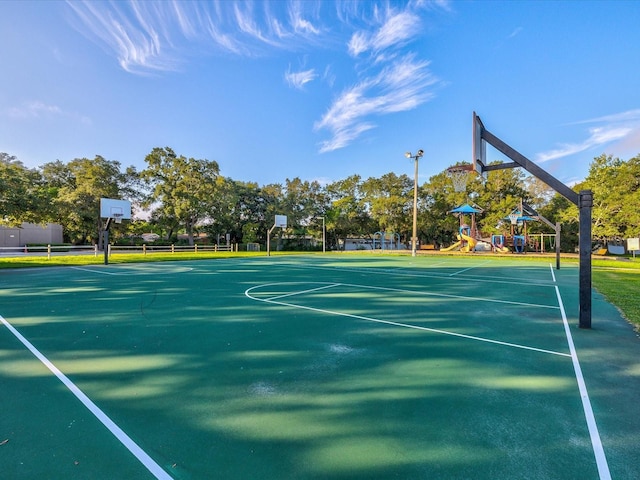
(509, 214), (519, 225)
(447, 164), (474, 193)
(113, 213), (123, 224)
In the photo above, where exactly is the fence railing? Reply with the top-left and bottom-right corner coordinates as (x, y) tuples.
(0, 243), (239, 259)
(109, 244), (238, 255)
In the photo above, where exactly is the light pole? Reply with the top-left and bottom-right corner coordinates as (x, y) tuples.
(405, 149), (423, 257)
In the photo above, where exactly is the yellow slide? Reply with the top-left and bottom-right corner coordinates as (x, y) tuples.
(460, 233), (477, 252)
(440, 240), (462, 252)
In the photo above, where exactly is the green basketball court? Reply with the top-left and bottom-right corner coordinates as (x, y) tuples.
(1, 254), (638, 479)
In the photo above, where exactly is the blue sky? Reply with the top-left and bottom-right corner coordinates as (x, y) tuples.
(1, 0), (639, 188)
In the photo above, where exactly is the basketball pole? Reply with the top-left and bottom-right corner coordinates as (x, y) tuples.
(474, 112), (592, 328)
(103, 218), (112, 265)
(267, 224), (276, 256)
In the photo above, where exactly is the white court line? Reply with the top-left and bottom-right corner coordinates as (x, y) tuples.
(71, 266), (123, 276)
(267, 283), (342, 301)
(0, 315), (172, 480)
(245, 284), (569, 357)
(339, 281), (559, 310)
(72, 266), (193, 276)
(281, 261), (558, 288)
(554, 287), (611, 480)
(448, 260), (491, 276)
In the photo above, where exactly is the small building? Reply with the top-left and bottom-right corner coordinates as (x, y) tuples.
(340, 237), (374, 251)
(0, 223), (63, 247)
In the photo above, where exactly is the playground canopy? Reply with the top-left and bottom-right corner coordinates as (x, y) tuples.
(449, 203), (482, 214)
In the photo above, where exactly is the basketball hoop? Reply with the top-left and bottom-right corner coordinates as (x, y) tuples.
(113, 213), (123, 224)
(446, 164), (474, 193)
(508, 213), (519, 225)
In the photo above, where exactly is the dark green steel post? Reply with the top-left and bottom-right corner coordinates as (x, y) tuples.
(579, 190), (593, 328)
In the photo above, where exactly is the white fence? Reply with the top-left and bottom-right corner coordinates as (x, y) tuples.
(0, 243), (239, 259)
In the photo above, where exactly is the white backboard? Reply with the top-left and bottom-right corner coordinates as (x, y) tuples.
(275, 215), (287, 228)
(100, 198), (132, 220)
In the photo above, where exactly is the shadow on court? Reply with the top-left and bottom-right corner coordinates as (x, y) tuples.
(1, 255), (639, 479)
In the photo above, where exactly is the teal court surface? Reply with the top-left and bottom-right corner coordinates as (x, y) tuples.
(1, 254), (639, 479)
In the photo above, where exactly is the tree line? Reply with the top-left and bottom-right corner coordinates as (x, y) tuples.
(1, 148), (639, 252)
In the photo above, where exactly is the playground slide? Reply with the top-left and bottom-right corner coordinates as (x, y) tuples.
(440, 240), (462, 252)
(480, 236), (510, 253)
(492, 243), (510, 253)
(460, 233), (477, 252)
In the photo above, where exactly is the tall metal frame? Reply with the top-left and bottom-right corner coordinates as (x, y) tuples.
(473, 113), (593, 328)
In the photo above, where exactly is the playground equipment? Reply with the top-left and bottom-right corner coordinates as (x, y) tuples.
(490, 234), (510, 253)
(607, 238), (625, 255)
(505, 208), (534, 253)
(446, 204), (482, 252)
(446, 203), (510, 253)
(504, 200), (561, 258)
(513, 235), (526, 253)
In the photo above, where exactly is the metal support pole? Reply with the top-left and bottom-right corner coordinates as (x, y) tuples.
(555, 222), (561, 270)
(267, 224), (276, 256)
(103, 217), (112, 265)
(412, 155), (419, 256)
(103, 230), (109, 265)
(578, 190), (593, 329)
(322, 216), (326, 253)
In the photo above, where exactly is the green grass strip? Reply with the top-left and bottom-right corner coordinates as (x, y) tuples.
(2, 251), (639, 329)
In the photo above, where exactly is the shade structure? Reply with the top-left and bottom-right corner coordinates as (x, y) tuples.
(449, 203), (482, 214)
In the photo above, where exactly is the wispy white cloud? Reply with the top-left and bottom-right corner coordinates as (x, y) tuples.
(67, 0), (173, 74)
(66, 0), (325, 73)
(288, 0), (321, 35)
(569, 109), (640, 125)
(314, 54), (437, 153)
(65, 0), (446, 152)
(285, 67), (317, 89)
(348, 10), (419, 56)
(6, 101), (62, 118)
(536, 127), (631, 162)
(508, 27), (523, 39)
(5, 101), (91, 125)
(536, 109), (640, 162)
(314, 1), (443, 153)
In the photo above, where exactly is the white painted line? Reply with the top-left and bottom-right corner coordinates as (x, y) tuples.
(71, 266), (122, 276)
(448, 261), (491, 276)
(267, 283), (342, 301)
(283, 261), (558, 289)
(340, 281), (559, 310)
(245, 285), (570, 357)
(0, 315), (173, 480)
(71, 266), (193, 276)
(549, 263), (557, 283)
(554, 287), (611, 480)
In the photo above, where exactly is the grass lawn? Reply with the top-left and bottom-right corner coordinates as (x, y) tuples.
(591, 262), (640, 330)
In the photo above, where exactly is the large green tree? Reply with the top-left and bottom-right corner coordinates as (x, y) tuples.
(325, 175), (375, 249)
(0, 153), (48, 224)
(40, 156), (133, 244)
(141, 147), (222, 245)
(361, 173), (413, 241)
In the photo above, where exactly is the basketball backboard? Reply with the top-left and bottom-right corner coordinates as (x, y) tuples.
(100, 198), (132, 220)
(274, 215), (287, 228)
(472, 111), (486, 175)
